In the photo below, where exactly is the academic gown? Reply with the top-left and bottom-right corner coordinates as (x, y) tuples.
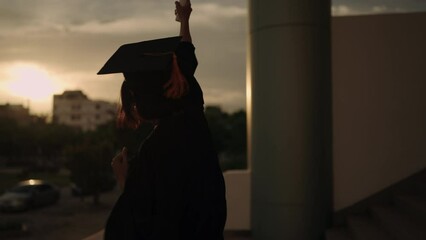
(104, 42), (227, 240)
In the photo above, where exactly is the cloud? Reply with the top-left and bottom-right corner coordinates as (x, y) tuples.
(68, 2), (246, 35)
(0, 1), (246, 36)
(372, 5), (388, 13)
(332, 3), (410, 16)
(371, 5), (406, 14)
(332, 5), (359, 16)
(203, 87), (246, 112)
(0, 0), (248, 115)
(3, 0), (426, 115)
(69, 17), (175, 35)
(192, 3), (246, 28)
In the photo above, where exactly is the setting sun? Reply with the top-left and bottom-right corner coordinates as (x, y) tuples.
(5, 63), (60, 101)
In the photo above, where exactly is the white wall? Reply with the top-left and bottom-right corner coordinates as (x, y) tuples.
(223, 170), (251, 230)
(332, 13), (426, 210)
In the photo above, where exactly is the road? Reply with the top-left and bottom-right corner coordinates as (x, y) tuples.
(1, 186), (252, 240)
(0, 187), (120, 240)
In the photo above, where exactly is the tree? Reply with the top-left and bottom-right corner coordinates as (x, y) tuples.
(0, 115), (81, 170)
(65, 120), (154, 205)
(67, 139), (115, 205)
(204, 106), (248, 171)
(204, 106), (231, 153)
(225, 110), (247, 169)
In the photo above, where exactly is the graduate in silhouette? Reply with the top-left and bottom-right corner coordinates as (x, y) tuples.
(98, 1), (226, 239)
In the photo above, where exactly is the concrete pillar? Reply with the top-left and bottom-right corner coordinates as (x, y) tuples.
(247, 1), (332, 239)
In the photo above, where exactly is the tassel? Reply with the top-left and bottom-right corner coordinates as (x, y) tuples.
(163, 53), (189, 99)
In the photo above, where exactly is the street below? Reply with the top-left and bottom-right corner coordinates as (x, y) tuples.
(0, 186), (120, 240)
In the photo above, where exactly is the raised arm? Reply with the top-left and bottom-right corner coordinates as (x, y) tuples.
(175, 0), (192, 43)
(164, 0), (196, 99)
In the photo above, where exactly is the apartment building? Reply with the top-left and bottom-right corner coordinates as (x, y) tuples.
(53, 90), (117, 131)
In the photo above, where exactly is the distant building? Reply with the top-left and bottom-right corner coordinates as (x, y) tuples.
(53, 90), (117, 131)
(0, 103), (41, 126)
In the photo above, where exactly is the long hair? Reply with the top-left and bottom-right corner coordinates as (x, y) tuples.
(117, 80), (141, 129)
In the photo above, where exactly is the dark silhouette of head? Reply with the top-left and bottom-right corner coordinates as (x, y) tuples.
(97, 36), (188, 128)
(117, 70), (183, 128)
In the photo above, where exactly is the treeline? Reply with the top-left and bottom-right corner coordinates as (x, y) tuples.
(204, 106), (247, 171)
(0, 106), (247, 203)
(0, 106), (247, 171)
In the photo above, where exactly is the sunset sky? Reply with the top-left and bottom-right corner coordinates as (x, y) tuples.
(0, 0), (425, 115)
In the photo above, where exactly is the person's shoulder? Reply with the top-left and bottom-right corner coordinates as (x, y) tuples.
(178, 41), (195, 49)
(176, 41), (196, 57)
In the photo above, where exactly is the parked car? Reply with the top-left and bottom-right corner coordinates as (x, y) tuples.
(0, 179), (60, 212)
(70, 177), (116, 197)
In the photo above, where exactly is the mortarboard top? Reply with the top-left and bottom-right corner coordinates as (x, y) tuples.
(97, 36), (182, 75)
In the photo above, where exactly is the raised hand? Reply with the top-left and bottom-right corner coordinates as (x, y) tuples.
(175, 0), (192, 23)
(111, 147), (128, 190)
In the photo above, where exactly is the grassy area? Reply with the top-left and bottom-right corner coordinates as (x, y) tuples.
(0, 169), (70, 194)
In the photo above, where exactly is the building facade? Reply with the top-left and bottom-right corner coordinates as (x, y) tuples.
(53, 90), (117, 131)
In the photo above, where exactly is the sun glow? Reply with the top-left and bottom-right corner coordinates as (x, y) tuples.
(5, 63), (60, 101)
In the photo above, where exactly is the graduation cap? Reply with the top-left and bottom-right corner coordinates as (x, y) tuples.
(98, 36), (182, 75)
(98, 36), (189, 99)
